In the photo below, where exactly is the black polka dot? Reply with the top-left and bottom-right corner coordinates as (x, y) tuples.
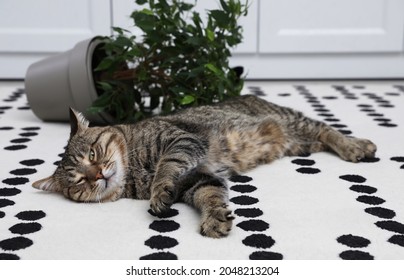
(388, 235), (404, 247)
(0, 211), (5, 218)
(374, 118), (391, 122)
(10, 168), (37, 176)
(230, 184), (257, 193)
(318, 113), (334, 117)
(234, 208), (263, 218)
(330, 124), (347, 128)
(18, 106), (31, 110)
(229, 175), (252, 183)
(339, 174), (366, 183)
(314, 108), (330, 113)
(237, 220), (269, 232)
(249, 251), (283, 260)
(278, 93), (291, 97)
(368, 113), (384, 117)
(0, 106), (12, 110)
(10, 138), (31, 144)
(0, 236), (33, 251)
(16, 210), (46, 221)
(365, 207), (396, 219)
(9, 222), (42, 235)
(359, 157), (380, 163)
(0, 126), (14, 130)
(323, 96), (338, 100)
(296, 167), (321, 174)
(148, 208), (179, 219)
(2, 177), (29, 186)
(338, 129), (352, 135)
(339, 250), (374, 260)
(291, 159), (315, 166)
(0, 187), (21, 196)
(4, 145), (27, 150)
(0, 253), (20, 260)
(22, 127), (40, 131)
(149, 220), (180, 233)
(385, 92), (400, 96)
(20, 159), (45, 166)
(375, 221), (404, 234)
(378, 123), (397, 127)
(19, 132), (38, 137)
(230, 195), (259, 205)
(356, 195), (385, 205)
(391, 157), (404, 162)
(337, 234), (370, 248)
(0, 199), (15, 208)
(242, 234), (275, 249)
(139, 252), (178, 260)
(324, 118), (340, 122)
(349, 185), (377, 194)
(357, 104), (372, 108)
(144, 235), (178, 250)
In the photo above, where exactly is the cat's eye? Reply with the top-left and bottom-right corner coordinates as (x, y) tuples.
(89, 149), (95, 161)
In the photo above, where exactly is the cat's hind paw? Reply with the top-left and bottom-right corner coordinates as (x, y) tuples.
(338, 138), (377, 163)
(200, 206), (234, 238)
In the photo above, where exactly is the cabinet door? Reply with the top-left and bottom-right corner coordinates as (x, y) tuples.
(260, 0), (404, 54)
(231, 0), (404, 79)
(0, 0), (111, 78)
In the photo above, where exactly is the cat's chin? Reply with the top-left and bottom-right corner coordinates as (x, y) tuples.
(96, 174), (125, 202)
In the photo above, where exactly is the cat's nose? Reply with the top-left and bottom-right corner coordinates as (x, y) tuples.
(95, 171), (104, 180)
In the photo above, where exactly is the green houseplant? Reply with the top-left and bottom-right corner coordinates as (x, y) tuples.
(90, 0), (248, 122)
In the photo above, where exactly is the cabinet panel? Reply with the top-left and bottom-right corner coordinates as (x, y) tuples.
(0, 0), (111, 78)
(259, 0), (404, 53)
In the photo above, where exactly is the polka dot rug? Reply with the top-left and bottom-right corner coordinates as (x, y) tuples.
(1, 81), (403, 260)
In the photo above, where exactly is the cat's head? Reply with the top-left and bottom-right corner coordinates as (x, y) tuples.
(32, 109), (128, 202)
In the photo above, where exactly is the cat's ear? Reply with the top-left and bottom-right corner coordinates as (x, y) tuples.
(32, 176), (63, 193)
(69, 108), (89, 137)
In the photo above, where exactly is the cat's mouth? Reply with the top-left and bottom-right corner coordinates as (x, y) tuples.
(101, 172), (116, 189)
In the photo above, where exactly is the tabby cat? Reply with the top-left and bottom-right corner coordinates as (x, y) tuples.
(33, 95), (377, 238)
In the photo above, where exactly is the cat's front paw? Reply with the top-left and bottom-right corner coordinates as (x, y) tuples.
(200, 205), (234, 238)
(149, 184), (177, 214)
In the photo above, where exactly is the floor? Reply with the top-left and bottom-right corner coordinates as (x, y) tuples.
(0, 80), (404, 260)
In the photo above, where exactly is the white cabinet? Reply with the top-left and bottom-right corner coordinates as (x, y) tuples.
(231, 0), (404, 79)
(1, 0), (404, 79)
(260, 0), (404, 54)
(0, 0), (111, 78)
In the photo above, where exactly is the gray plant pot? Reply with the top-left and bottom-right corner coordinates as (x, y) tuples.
(25, 37), (112, 124)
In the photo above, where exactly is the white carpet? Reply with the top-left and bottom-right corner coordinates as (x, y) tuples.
(1, 81), (403, 260)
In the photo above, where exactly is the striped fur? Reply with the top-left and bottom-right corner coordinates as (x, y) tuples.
(33, 95), (377, 238)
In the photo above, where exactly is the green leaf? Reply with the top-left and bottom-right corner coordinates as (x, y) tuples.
(136, 0), (148, 5)
(96, 82), (113, 91)
(180, 95), (195, 105)
(94, 58), (114, 71)
(205, 63), (221, 75)
(132, 11), (156, 32)
(206, 28), (214, 41)
(140, 8), (154, 16)
(112, 27), (130, 35)
(209, 10), (229, 27)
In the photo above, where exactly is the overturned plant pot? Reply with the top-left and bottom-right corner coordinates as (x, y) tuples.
(25, 37), (113, 124)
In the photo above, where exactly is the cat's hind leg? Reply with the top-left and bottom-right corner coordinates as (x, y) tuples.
(318, 128), (377, 162)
